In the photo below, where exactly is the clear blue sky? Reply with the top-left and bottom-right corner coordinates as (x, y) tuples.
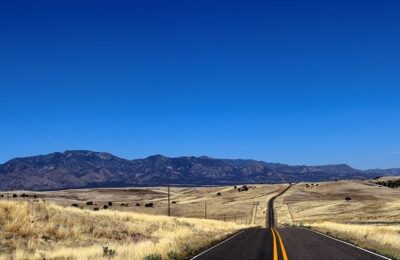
(1, 0), (399, 169)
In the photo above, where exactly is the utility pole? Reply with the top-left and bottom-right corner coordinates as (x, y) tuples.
(167, 185), (171, 217)
(204, 201), (207, 219)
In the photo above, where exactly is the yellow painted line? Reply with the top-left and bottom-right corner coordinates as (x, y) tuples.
(274, 228), (289, 260)
(271, 228), (278, 260)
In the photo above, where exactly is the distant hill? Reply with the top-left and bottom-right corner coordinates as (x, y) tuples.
(0, 150), (398, 191)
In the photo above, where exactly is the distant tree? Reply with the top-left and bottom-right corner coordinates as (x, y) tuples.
(86, 201), (93, 205)
(238, 185), (249, 192)
(12, 194), (17, 198)
(93, 208), (99, 211)
(103, 205), (109, 209)
(71, 203), (79, 207)
(145, 203), (154, 208)
(108, 201), (113, 206)
(135, 203), (141, 206)
(216, 192), (221, 196)
(345, 197), (352, 202)
(172, 201), (177, 204)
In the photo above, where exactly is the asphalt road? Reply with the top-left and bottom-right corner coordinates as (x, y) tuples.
(278, 227), (388, 260)
(192, 184), (390, 260)
(193, 228), (273, 260)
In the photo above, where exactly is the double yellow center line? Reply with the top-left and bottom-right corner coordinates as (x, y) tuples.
(271, 228), (288, 260)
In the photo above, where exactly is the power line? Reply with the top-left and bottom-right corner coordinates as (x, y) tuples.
(0, 106), (74, 150)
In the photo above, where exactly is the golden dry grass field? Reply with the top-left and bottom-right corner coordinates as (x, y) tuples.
(0, 184), (285, 259)
(274, 178), (400, 259)
(0, 200), (243, 259)
(1, 184), (285, 226)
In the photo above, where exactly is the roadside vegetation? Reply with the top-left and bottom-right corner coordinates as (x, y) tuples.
(309, 222), (400, 259)
(0, 200), (244, 259)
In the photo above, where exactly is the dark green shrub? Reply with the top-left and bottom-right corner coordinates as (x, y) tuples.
(142, 254), (162, 260)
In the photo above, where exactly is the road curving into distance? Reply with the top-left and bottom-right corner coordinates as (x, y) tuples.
(191, 183), (391, 260)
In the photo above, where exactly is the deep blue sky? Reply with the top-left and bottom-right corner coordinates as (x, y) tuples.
(1, 0), (399, 169)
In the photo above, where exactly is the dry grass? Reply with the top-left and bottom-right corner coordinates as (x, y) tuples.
(309, 222), (400, 259)
(275, 180), (400, 259)
(2, 184), (284, 227)
(0, 200), (244, 259)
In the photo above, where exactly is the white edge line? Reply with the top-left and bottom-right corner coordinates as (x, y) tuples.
(302, 228), (392, 260)
(190, 229), (247, 259)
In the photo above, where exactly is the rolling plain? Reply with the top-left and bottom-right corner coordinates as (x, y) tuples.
(0, 178), (399, 259)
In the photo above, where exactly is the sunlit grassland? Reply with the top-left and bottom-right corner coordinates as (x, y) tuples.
(0, 200), (244, 259)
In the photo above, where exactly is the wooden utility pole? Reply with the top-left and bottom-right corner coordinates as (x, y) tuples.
(204, 201), (207, 219)
(167, 185), (171, 217)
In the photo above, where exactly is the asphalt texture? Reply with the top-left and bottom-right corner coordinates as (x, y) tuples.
(278, 227), (386, 260)
(193, 228), (273, 260)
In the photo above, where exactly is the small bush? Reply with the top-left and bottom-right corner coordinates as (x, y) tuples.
(103, 205), (109, 209)
(135, 203), (141, 206)
(108, 201), (113, 206)
(103, 246), (116, 257)
(183, 244), (194, 255)
(167, 250), (182, 260)
(143, 254), (162, 260)
(345, 197), (352, 202)
(93, 208), (99, 211)
(172, 201), (177, 204)
(216, 192), (221, 196)
(145, 203), (154, 208)
(13, 194), (17, 198)
(86, 201), (93, 205)
(238, 185), (248, 192)
(71, 203), (79, 207)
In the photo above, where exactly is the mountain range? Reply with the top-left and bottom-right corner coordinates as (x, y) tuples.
(0, 150), (398, 191)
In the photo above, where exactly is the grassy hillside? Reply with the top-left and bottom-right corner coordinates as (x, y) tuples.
(0, 200), (244, 259)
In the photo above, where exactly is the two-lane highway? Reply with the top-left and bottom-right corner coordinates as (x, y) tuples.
(192, 184), (390, 260)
